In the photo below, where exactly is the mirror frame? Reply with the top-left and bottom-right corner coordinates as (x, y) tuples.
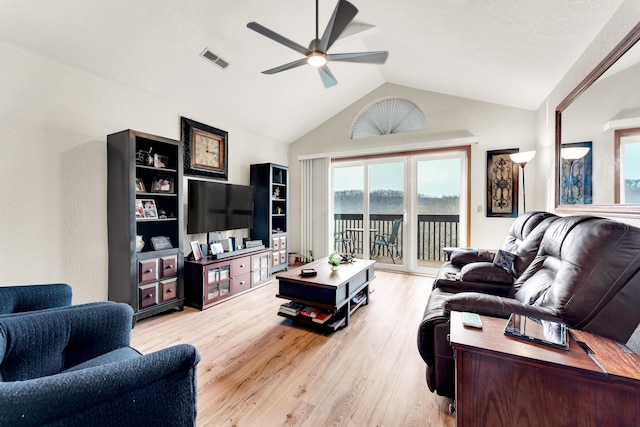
(555, 22), (640, 217)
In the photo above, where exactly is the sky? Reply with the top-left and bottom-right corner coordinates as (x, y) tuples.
(624, 142), (640, 180)
(333, 158), (461, 197)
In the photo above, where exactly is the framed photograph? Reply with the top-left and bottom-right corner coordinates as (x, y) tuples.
(210, 242), (224, 255)
(181, 117), (228, 180)
(151, 175), (175, 193)
(486, 149), (519, 218)
(135, 178), (146, 193)
(190, 240), (203, 261)
(140, 199), (158, 218)
(151, 236), (173, 250)
(135, 199), (145, 218)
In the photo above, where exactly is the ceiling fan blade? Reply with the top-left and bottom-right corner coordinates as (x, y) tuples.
(318, 0), (358, 52)
(318, 65), (338, 88)
(327, 51), (389, 64)
(262, 58), (309, 75)
(247, 22), (310, 56)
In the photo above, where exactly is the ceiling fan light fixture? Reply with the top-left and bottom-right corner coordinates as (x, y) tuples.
(307, 52), (327, 67)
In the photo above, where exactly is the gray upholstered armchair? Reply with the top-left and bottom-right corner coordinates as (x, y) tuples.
(0, 283), (72, 314)
(0, 301), (200, 427)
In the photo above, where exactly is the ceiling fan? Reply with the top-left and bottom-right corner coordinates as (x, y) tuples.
(247, 0), (388, 88)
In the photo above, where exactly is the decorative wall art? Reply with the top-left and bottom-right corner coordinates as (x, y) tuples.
(560, 141), (592, 205)
(486, 149), (519, 217)
(181, 117), (228, 180)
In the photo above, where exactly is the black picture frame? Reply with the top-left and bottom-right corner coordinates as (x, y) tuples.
(181, 117), (228, 180)
(486, 148), (519, 218)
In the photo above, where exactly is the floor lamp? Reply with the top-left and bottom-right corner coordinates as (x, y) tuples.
(509, 151), (536, 213)
(560, 147), (590, 204)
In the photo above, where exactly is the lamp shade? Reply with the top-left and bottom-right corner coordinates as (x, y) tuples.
(561, 147), (590, 160)
(509, 150), (536, 165)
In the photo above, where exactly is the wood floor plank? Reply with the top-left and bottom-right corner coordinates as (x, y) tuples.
(131, 270), (455, 427)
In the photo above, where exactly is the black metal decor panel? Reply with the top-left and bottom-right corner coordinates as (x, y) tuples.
(486, 148), (519, 218)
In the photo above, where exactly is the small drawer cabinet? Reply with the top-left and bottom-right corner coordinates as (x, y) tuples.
(135, 254), (180, 311)
(184, 248), (272, 310)
(271, 234), (287, 268)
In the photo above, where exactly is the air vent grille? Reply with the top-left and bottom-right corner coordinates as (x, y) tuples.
(201, 48), (229, 69)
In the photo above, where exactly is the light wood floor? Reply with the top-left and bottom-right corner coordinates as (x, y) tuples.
(131, 270), (454, 427)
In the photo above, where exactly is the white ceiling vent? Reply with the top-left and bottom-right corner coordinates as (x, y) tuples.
(200, 48), (229, 69)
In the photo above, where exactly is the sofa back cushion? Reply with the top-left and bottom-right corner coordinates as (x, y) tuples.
(512, 216), (640, 342)
(509, 216), (558, 277)
(502, 211), (557, 254)
(0, 284), (72, 314)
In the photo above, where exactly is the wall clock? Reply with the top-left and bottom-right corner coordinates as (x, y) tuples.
(181, 117), (228, 180)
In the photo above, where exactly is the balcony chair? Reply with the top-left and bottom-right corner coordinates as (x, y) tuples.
(0, 283), (72, 314)
(373, 219), (402, 263)
(334, 231), (353, 254)
(0, 301), (200, 427)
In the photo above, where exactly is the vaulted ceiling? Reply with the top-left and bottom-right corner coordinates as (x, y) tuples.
(0, 0), (625, 142)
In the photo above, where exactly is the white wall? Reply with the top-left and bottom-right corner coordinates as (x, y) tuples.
(535, 0), (640, 226)
(288, 83), (537, 254)
(0, 41), (288, 304)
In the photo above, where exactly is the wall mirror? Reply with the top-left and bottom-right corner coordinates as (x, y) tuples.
(555, 22), (640, 215)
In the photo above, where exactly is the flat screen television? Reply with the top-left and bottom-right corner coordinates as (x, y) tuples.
(187, 180), (254, 234)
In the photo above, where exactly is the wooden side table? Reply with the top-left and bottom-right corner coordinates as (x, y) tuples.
(449, 311), (640, 427)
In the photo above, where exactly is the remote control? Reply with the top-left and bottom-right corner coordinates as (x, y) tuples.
(462, 312), (483, 329)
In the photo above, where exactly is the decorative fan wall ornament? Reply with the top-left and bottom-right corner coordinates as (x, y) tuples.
(351, 98), (427, 139)
(247, 0), (388, 88)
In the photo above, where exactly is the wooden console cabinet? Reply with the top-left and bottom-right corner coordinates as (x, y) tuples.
(450, 311), (640, 427)
(184, 247), (271, 310)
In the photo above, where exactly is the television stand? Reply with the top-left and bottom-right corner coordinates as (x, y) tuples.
(184, 247), (271, 310)
(207, 245), (266, 260)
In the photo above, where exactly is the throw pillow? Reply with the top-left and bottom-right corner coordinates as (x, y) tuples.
(493, 249), (516, 272)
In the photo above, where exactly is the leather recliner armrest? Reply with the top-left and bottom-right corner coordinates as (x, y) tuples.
(443, 292), (559, 321)
(450, 249), (495, 267)
(459, 262), (513, 285)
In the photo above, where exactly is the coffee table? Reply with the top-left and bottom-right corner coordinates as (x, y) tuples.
(275, 257), (375, 331)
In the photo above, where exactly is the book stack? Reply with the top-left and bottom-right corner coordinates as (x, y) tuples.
(312, 311), (333, 324)
(300, 306), (321, 319)
(279, 301), (303, 316)
(352, 291), (366, 305)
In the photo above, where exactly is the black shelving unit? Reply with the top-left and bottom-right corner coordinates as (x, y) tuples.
(107, 129), (185, 322)
(250, 163), (289, 273)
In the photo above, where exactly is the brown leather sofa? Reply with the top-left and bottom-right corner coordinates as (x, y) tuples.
(434, 211), (557, 295)
(417, 214), (640, 399)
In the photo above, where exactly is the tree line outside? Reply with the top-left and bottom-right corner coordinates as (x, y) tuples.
(334, 189), (459, 215)
(625, 180), (640, 203)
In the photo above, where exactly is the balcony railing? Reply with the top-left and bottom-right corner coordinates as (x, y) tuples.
(334, 213), (460, 264)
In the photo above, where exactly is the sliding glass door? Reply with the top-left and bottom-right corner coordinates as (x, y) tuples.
(412, 153), (466, 274)
(332, 148), (467, 273)
(369, 161), (406, 267)
(333, 165), (365, 255)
